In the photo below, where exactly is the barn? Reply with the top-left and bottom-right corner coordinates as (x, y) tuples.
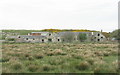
(6, 31), (106, 43)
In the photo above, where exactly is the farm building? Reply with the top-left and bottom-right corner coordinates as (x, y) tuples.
(6, 31), (106, 43)
(16, 35), (47, 43)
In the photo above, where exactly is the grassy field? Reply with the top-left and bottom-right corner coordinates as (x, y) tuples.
(2, 30), (43, 35)
(1, 42), (119, 73)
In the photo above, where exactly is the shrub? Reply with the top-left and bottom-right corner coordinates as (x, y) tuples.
(110, 29), (120, 40)
(62, 32), (75, 42)
(76, 61), (90, 70)
(78, 33), (87, 42)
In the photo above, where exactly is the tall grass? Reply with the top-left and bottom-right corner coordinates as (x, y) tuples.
(2, 42), (118, 73)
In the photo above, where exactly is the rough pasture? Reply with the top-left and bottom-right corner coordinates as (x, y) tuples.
(1, 42), (119, 73)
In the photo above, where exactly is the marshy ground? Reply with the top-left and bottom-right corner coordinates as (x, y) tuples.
(1, 42), (119, 73)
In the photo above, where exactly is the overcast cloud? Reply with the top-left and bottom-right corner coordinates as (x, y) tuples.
(0, 0), (119, 32)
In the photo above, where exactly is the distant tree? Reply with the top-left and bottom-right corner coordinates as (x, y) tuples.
(111, 29), (120, 40)
(62, 32), (75, 42)
(102, 32), (110, 38)
(78, 33), (87, 42)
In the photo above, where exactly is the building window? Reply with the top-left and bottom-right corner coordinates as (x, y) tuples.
(33, 38), (35, 40)
(48, 39), (52, 42)
(49, 34), (51, 36)
(98, 34), (100, 36)
(101, 37), (103, 38)
(26, 38), (28, 40)
(98, 39), (100, 41)
(58, 39), (60, 41)
(42, 39), (44, 43)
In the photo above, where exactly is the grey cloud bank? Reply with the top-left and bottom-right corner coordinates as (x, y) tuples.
(0, 0), (119, 32)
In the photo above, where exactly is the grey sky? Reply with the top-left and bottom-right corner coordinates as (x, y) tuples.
(0, 0), (119, 32)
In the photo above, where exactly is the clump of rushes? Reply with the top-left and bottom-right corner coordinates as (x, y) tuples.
(10, 61), (23, 70)
(19, 53), (29, 60)
(111, 50), (118, 56)
(19, 53), (34, 60)
(28, 65), (39, 72)
(24, 53), (30, 57)
(86, 58), (94, 65)
(46, 51), (54, 56)
(1, 56), (10, 62)
(25, 61), (32, 66)
(49, 59), (64, 65)
(112, 60), (119, 72)
(103, 51), (110, 56)
(93, 61), (117, 73)
(42, 64), (52, 71)
(27, 56), (34, 61)
(53, 49), (64, 55)
(34, 53), (44, 59)
(71, 53), (83, 60)
(2, 67), (11, 73)
(76, 61), (90, 70)
(94, 51), (103, 56)
(46, 49), (66, 56)
(94, 66), (116, 73)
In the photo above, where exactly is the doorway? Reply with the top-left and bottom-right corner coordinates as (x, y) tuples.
(98, 39), (100, 41)
(42, 39), (44, 43)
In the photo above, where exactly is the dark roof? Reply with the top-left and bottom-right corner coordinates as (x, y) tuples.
(56, 32), (92, 37)
(6, 36), (18, 38)
(19, 35), (47, 39)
